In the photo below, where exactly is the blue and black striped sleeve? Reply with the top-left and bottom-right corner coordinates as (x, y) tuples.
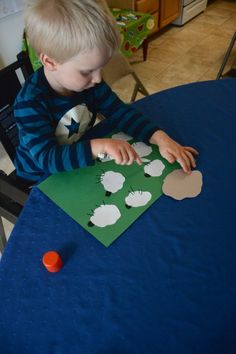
(94, 81), (159, 143)
(14, 100), (94, 174)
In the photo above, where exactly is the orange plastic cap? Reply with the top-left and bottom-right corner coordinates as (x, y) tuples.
(42, 251), (63, 272)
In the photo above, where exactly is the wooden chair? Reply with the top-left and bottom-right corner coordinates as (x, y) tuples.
(102, 52), (149, 102)
(0, 52), (33, 253)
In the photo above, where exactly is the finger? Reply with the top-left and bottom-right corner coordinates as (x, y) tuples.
(135, 154), (142, 165)
(181, 152), (192, 172)
(124, 148), (135, 165)
(114, 151), (123, 165)
(184, 146), (199, 155)
(126, 145), (142, 165)
(177, 153), (191, 173)
(184, 150), (196, 168)
(119, 148), (130, 165)
(161, 150), (176, 164)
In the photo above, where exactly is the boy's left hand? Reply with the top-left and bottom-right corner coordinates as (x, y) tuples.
(149, 130), (199, 174)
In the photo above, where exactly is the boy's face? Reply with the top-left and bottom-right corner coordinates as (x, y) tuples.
(50, 47), (111, 94)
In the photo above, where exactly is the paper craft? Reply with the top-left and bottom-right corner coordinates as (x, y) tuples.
(132, 142), (152, 162)
(125, 190), (152, 208)
(88, 204), (121, 227)
(162, 169), (203, 200)
(38, 132), (179, 247)
(111, 132), (133, 141)
(100, 171), (125, 196)
(144, 159), (165, 177)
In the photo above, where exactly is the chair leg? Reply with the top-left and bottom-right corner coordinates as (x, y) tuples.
(216, 31), (236, 79)
(130, 72), (149, 102)
(130, 83), (139, 102)
(0, 217), (7, 254)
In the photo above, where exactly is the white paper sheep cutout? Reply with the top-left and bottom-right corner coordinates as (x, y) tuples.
(111, 132), (133, 141)
(125, 190), (152, 209)
(131, 142), (152, 162)
(144, 159), (165, 177)
(88, 204), (121, 227)
(99, 171), (125, 196)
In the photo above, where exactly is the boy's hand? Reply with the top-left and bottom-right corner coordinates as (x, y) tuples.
(91, 138), (142, 165)
(149, 130), (199, 174)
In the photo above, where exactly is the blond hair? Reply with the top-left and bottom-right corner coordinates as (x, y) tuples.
(24, 0), (120, 63)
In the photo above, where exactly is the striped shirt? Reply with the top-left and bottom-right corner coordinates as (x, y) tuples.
(14, 67), (159, 182)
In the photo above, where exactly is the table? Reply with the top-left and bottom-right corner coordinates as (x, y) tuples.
(0, 79), (236, 354)
(111, 8), (155, 59)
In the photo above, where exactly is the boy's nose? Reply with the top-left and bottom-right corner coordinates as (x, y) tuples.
(91, 70), (102, 84)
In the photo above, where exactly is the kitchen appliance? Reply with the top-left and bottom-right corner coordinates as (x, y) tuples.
(173, 0), (208, 26)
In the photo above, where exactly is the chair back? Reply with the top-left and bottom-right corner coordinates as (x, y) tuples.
(102, 52), (135, 86)
(0, 52), (33, 162)
(102, 51), (149, 102)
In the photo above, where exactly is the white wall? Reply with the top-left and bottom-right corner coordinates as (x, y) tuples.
(0, 11), (24, 68)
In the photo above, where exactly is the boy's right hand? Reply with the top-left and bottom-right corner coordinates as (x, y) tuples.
(91, 138), (142, 165)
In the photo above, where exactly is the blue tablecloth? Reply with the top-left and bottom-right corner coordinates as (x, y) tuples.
(0, 79), (236, 354)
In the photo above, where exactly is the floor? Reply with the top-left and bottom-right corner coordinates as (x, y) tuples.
(1, 0), (236, 242)
(112, 0), (236, 101)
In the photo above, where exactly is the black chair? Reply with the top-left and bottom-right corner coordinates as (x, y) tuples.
(0, 51), (34, 253)
(216, 31), (236, 79)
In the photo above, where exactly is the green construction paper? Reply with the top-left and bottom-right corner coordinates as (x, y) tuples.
(38, 138), (179, 247)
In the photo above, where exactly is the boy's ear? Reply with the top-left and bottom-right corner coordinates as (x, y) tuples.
(39, 53), (58, 71)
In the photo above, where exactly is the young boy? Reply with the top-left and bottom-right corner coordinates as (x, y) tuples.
(14, 0), (198, 183)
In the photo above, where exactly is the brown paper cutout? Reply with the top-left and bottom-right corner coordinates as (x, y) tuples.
(162, 169), (203, 200)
